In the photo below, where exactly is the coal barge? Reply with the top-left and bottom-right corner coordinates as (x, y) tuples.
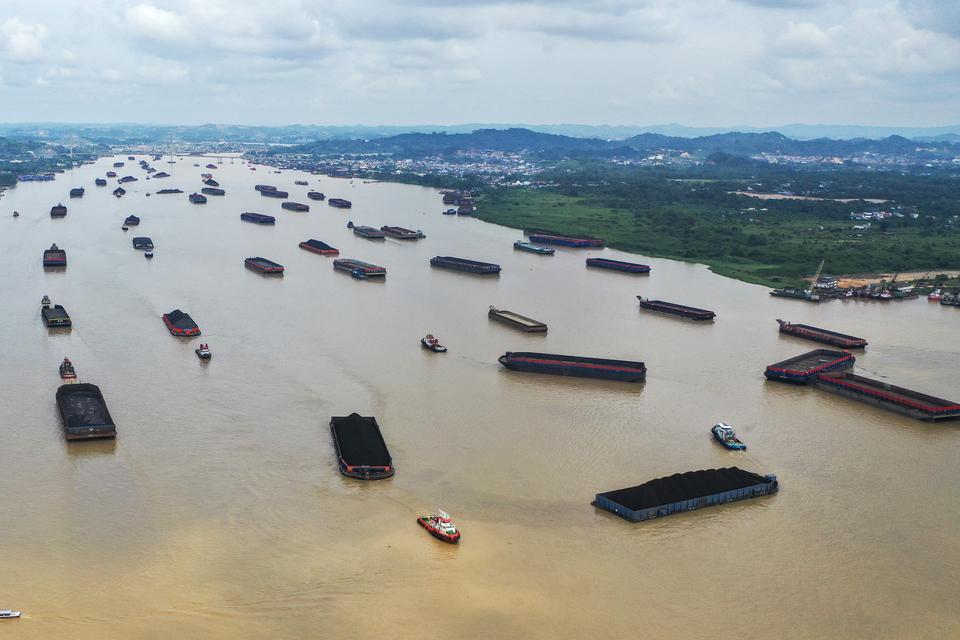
(255, 184), (277, 192)
(764, 349), (854, 383)
(299, 239), (339, 255)
(777, 319), (867, 349)
(241, 212), (276, 225)
(69, 187), (85, 198)
(245, 257), (285, 274)
(498, 352), (646, 382)
(157, 188), (183, 194)
(43, 244), (66, 267)
(815, 372), (960, 421)
(307, 191), (326, 200)
(42, 304), (72, 327)
(329, 413), (394, 479)
(586, 258), (651, 274)
(260, 189), (289, 198)
(637, 298), (715, 321)
(56, 383), (116, 440)
(189, 193), (207, 204)
(281, 201), (310, 212)
(328, 198), (352, 208)
(333, 258), (386, 279)
(201, 187), (225, 196)
(593, 468), (778, 522)
(50, 203), (67, 218)
(95, 178), (108, 186)
(430, 256), (501, 275)
(380, 226), (424, 240)
(527, 233), (603, 247)
(162, 309), (201, 336)
(132, 237), (154, 250)
(488, 306), (547, 333)
(352, 225), (386, 239)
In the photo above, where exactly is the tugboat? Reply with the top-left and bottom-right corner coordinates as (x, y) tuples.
(59, 357), (77, 379)
(41, 295), (51, 308)
(928, 288), (942, 301)
(0, 610), (21, 619)
(12, 211), (18, 218)
(145, 250), (154, 259)
(417, 510), (461, 544)
(421, 334), (447, 353)
(195, 343), (212, 360)
(711, 422), (746, 450)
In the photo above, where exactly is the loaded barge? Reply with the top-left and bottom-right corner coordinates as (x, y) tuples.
(351, 225), (385, 239)
(527, 233), (602, 247)
(43, 244), (66, 267)
(201, 187), (225, 196)
(513, 241), (554, 255)
(593, 467), (778, 522)
(261, 189), (289, 198)
(245, 257), (285, 274)
(281, 201), (310, 212)
(56, 383), (117, 440)
(328, 198), (352, 208)
(498, 351), (645, 382)
(299, 239), (338, 255)
(162, 309), (201, 336)
(189, 193), (207, 204)
(587, 258), (650, 274)
(815, 373), (960, 421)
(42, 303), (72, 328)
(329, 413), (394, 479)
(70, 187), (85, 198)
(380, 226), (424, 240)
(637, 298), (715, 321)
(307, 191), (326, 200)
(333, 258), (386, 279)
(50, 203), (67, 218)
(777, 319), (867, 349)
(240, 212), (276, 225)
(488, 306), (547, 333)
(764, 349), (854, 383)
(430, 256), (501, 275)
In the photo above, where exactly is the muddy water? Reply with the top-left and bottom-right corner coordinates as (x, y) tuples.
(1, 156), (958, 639)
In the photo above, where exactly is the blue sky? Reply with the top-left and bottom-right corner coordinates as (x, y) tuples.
(0, 0), (957, 125)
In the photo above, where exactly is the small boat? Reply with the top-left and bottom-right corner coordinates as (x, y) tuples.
(12, 211), (19, 217)
(59, 357), (77, 379)
(0, 610), (21, 619)
(145, 251), (154, 259)
(122, 225), (129, 231)
(442, 208), (457, 215)
(106, 171), (117, 177)
(295, 180), (308, 186)
(513, 241), (554, 255)
(711, 422), (746, 450)
(41, 295), (51, 308)
(421, 334), (447, 352)
(417, 510), (461, 544)
(928, 288), (942, 301)
(195, 343), (212, 360)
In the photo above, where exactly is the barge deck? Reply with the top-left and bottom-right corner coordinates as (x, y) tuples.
(56, 383), (116, 440)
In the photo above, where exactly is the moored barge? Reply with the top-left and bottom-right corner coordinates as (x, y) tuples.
(329, 413), (394, 479)
(189, 193), (207, 204)
(430, 256), (501, 275)
(203, 178), (220, 187)
(380, 226), (424, 240)
(307, 191), (326, 200)
(201, 187), (225, 196)
(513, 241), (554, 255)
(43, 244), (67, 267)
(241, 212), (276, 225)
(42, 304), (72, 327)
(260, 189), (288, 198)
(281, 201), (310, 212)
(777, 319), (867, 349)
(352, 225), (386, 239)
(587, 258), (651, 274)
(637, 298), (715, 321)
(69, 187), (85, 198)
(527, 233), (603, 247)
(764, 348), (854, 383)
(299, 239), (339, 255)
(95, 178), (108, 186)
(333, 258), (386, 279)
(770, 287), (820, 302)
(498, 351), (645, 382)
(162, 309), (201, 336)
(56, 383), (116, 440)
(488, 306), (547, 333)
(593, 467), (778, 522)
(328, 198), (352, 208)
(50, 203), (67, 217)
(255, 184), (277, 192)
(245, 257), (285, 274)
(815, 372), (960, 421)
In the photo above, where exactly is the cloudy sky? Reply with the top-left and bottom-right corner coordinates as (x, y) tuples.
(0, 0), (957, 126)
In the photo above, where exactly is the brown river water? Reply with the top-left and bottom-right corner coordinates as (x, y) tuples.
(1, 156), (958, 639)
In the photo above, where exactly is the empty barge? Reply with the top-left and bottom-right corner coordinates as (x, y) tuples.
(69, 187), (85, 198)
(815, 372), (960, 421)
(777, 319), (867, 349)
(593, 467), (778, 522)
(430, 256), (501, 275)
(241, 212), (276, 225)
(526, 233), (603, 247)
(352, 225), (386, 239)
(307, 191), (326, 200)
(282, 201), (310, 212)
(56, 383), (116, 440)
(42, 304), (72, 328)
(488, 306), (547, 333)
(299, 239), (338, 255)
(587, 258), (651, 274)
(514, 241), (554, 255)
(201, 187), (225, 196)
(328, 198), (352, 208)
(637, 298), (715, 321)
(245, 257), (285, 274)
(333, 258), (386, 279)
(329, 413), (394, 480)
(764, 349), (854, 383)
(162, 309), (201, 336)
(498, 352), (645, 382)
(43, 244), (66, 267)
(380, 226), (423, 239)
(261, 189), (289, 198)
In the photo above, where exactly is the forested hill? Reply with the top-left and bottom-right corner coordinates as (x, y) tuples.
(279, 128), (960, 160)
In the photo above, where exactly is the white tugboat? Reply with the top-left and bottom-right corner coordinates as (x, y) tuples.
(711, 422), (747, 450)
(0, 610), (21, 619)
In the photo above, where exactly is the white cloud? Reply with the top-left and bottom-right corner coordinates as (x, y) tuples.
(124, 5), (186, 42)
(2, 17), (49, 62)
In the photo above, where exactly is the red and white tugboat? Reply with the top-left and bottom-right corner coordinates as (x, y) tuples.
(59, 357), (77, 379)
(421, 334), (447, 353)
(417, 510), (461, 544)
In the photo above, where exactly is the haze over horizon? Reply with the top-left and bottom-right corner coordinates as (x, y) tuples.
(0, 0), (958, 127)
